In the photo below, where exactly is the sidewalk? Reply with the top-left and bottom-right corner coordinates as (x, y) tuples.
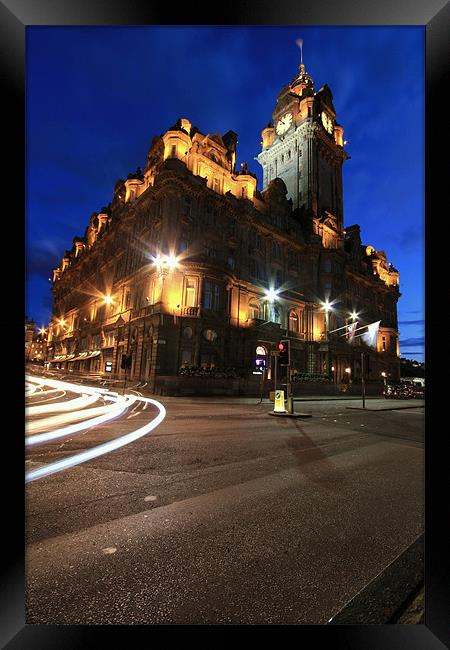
(38, 372), (424, 410)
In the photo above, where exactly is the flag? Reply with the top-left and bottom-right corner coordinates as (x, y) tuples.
(361, 320), (381, 348)
(347, 321), (358, 344)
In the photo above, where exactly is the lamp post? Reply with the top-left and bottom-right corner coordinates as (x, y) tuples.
(322, 301), (332, 381)
(153, 253), (179, 308)
(264, 287), (280, 395)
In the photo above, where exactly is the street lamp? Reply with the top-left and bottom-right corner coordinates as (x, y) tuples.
(381, 371), (387, 388)
(265, 287), (279, 303)
(321, 300), (333, 380)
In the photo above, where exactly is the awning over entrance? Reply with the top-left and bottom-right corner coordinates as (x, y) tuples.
(48, 354), (76, 363)
(66, 350), (102, 362)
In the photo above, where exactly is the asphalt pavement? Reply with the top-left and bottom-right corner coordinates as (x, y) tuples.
(25, 375), (424, 624)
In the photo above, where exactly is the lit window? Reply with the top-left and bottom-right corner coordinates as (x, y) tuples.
(249, 302), (260, 320)
(289, 310), (299, 332)
(203, 329), (218, 342)
(185, 279), (196, 307)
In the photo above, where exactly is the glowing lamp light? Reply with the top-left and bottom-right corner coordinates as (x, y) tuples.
(381, 372), (386, 377)
(153, 253), (179, 270)
(103, 296), (113, 305)
(59, 319), (65, 326)
(166, 254), (179, 269)
(351, 311), (358, 320)
(345, 367), (351, 374)
(265, 287), (279, 302)
(322, 300), (331, 312)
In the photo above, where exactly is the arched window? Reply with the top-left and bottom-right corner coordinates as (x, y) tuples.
(289, 310), (299, 332)
(249, 301), (260, 320)
(273, 303), (281, 324)
(256, 345), (267, 356)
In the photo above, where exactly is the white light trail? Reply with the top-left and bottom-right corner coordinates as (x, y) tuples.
(25, 375), (136, 445)
(25, 396), (166, 482)
(26, 397), (134, 445)
(26, 393), (99, 416)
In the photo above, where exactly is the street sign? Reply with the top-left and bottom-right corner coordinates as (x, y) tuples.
(105, 362), (113, 372)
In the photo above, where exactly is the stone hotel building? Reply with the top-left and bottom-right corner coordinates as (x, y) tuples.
(46, 58), (400, 393)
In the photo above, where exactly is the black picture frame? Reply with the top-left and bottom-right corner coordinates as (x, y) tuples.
(3, 0), (448, 647)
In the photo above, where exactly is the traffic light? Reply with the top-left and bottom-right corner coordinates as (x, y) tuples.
(278, 340), (290, 366)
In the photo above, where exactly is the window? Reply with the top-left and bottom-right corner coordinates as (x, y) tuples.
(171, 144), (176, 158)
(241, 187), (247, 199)
(272, 241), (281, 259)
(202, 329), (218, 342)
(289, 310), (299, 333)
(200, 353), (216, 368)
(181, 196), (192, 216)
(276, 269), (283, 287)
(183, 326), (193, 339)
(323, 258), (332, 273)
(289, 250), (299, 267)
(178, 239), (188, 253)
(181, 349), (192, 365)
(203, 280), (221, 310)
(273, 304), (281, 324)
(227, 257), (235, 270)
(249, 301), (260, 320)
(184, 278), (196, 307)
(213, 178), (220, 193)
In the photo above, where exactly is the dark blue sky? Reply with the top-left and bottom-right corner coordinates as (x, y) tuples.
(26, 26), (424, 361)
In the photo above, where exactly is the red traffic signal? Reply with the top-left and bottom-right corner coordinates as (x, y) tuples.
(278, 339), (290, 365)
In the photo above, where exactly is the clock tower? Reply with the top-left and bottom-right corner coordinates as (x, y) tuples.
(256, 56), (349, 245)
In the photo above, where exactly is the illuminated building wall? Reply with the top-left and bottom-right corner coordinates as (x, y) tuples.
(47, 59), (400, 389)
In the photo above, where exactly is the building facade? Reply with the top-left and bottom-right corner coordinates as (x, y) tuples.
(46, 58), (401, 393)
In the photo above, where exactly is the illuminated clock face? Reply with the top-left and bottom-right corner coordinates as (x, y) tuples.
(276, 112), (293, 135)
(321, 111), (334, 134)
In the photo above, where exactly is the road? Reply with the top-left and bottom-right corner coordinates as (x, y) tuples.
(25, 373), (424, 624)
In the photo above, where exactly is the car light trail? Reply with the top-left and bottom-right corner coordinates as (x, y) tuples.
(26, 393), (100, 416)
(26, 396), (135, 445)
(25, 396), (166, 482)
(26, 398), (130, 435)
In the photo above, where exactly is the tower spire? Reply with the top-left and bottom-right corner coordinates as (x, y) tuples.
(296, 38), (304, 71)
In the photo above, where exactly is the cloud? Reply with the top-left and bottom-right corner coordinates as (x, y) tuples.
(398, 319), (425, 326)
(400, 337), (425, 348)
(26, 241), (62, 279)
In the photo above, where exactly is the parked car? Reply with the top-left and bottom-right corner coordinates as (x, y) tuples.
(383, 382), (411, 399)
(400, 378), (425, 399)
(409, 385), (425, 399)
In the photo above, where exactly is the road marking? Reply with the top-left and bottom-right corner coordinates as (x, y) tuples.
(102, 547), (117, 555)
